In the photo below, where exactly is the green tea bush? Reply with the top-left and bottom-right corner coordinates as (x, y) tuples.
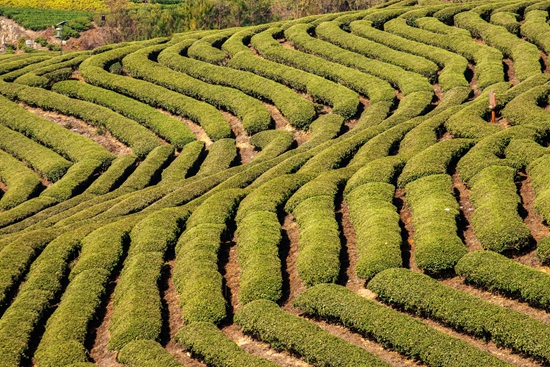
(294, 284), (512, 367)
(0, 55), (51, 75)
(187, 39), (227, 64)
(40, 159), (103, 202)
(85, 154), (138, 195)
(79, 43), (229, 141)
(52, 80), (195, 149)
(521, 10), (550, 54)
(10, 84), (161, 158)
(176, 322), (278, 367)
(118, 340), (184, 367)
(284, 24), (395, 102)
(368, 268), (550, 363)
(0, 91), (114, 164)
(129, 43), (269, 136)
(470, 165), (531, 251)
(174, 189), (245, 324)
(0, 150), (42, 210)
(397, 138), (476, 187)
(197, 139), (237, 176)
(353, 19), (469, 91)
(235, 299), (391, 367)
(456, 250), (550, 309)
(454, 11), (540, 82)
(502, 84), (550, 125)
(345, 182), (402, 280)
(406, 174), (467, 273)
(345, 156), (406, 193)
(285, 173), (345, 286)
(415, 16), (504, 89)
(527, 154), (550, 223)
(0, 197), (58, 229)
(120, 145), (174, 191)
(161, 141), (205, 182)
(249, 130), (294, 161)
(35, 220), (134, 367)
(490, 11), (520, 35)
(0, 227), (94, 366)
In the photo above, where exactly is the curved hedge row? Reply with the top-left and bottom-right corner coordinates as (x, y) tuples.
(159, 43), (315, 134)
(128, 42), (269, 136)
(369, 268), (550, 363)
(454, 11), (540, 82)
(294, 284), (513, 367)
(85, 154), (137, 195)
(235, 299), (391, 367)
(414, 16), (504, 90)
(284, 24), (395, 102)
(176, 322), (279, 367)
(174, 189), (245, 324)
(108, 207), (189, 351)
(0, 227), (96, 366)
(34, 220), (134, 367)
(521, 9), (550, 54)
(236, 174), (312, 304)
(40, 159), (104, 202)
(52, 80), (195, 150)
(353, 19), (469, 91)
(285, 172), (345, 286)
(161, 141), (205, 183)
(456, 250), (550, 310)
(345, 182), (402, 280)
(197, 139), (237, 176)
(118, 340), (184, 367)
(0, 150), (42, 210)
(0, 91), (114, 164)
(405, 174), (467, 274)
(469, 165), (531, 252)
(79, 42), (229, 141)
(119, 145), (174, 191)
(318, 21), (438, 80)
(249, 130), (294, 161)
(397, 138), (476, 187)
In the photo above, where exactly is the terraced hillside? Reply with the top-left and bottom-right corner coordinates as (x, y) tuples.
(2, 0), (550, 366)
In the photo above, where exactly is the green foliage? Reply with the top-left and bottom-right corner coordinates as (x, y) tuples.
(0, 86), (115, 164)
(129, 42), (270, 136)
(176, 322), (279, 367)
(249, 130), (294, 161)
(397, 138), (475, 187)
(85, 154), (138, 195)
(120, 145), (174, 191)
(294, 284), (512, 367)
(406, 174), (467, 273)
(0, 7), (92, 30)
(79, 42), (230, 141)
(118, 340), (184, 367)
(454, 11), (541, 82)
(235, 299), (391, 367)
(174, 189), (245, 324)
(40, 159), (104, 202)
(250, 28), (360, 120)
(368, 268), (550, 363)
(284, 24), (395, 102)
(0, 197), (58, 229)
(162, 141), (205, 182)
(345, 182), (402, 280)
(490, 11), (519, 35)
(521, 10), (550, 54)
(52, 80), (195, 149)
(456, 250), (550, 310)
(469, 165), (531, 251)
(353, 19), (469, 91)
(0, 150), (42, 210)
(197, 139), (236, 176)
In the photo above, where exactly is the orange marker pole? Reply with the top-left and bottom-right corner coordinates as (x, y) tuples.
(489, 90), (497, 124)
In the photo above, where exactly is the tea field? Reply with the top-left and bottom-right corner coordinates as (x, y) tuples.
(1, 0), (550, 366)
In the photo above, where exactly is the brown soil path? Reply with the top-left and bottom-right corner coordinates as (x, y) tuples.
(221, 110), (256, 164)
(280, 213), (306, 310)
(395, 188), (420, 272)
(336, 198), (364, 292)
(467, 64), (482, 99)
(156, 109), (213, 147)
(503, 58), (519, 86)
(263, 102), (310, 146)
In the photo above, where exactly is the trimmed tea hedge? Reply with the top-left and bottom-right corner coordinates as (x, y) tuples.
(176, 322), (279, 367)
(456, 250), (550, 310)
(406, 174), (467, 273)
(174, 189), (245, 324)
(345, 182), (402, 280)
(235, 299), (391, 367)
(40, 159), (104, 202)
(0, 150), (42, 210)
(85, 154), (137, 195)
(469, 165), (531, 252)
(52, 80), (195, 149)
(250, 130), (294, 161)
(369, 268), (550, 363)
(120, 145), (174, 191)
(118, 340), (184, 367)
(520, 9), (550, 54)
(161, 141), (205, 182)
(294, 284), (513, 367)
(197, 139), (237, 176)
